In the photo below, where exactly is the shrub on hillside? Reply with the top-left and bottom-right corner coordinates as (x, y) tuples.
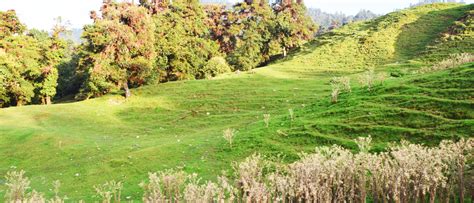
(418, 53), (474, 73)
(330, 76), (351, 103)
(330, 76), (351, 93)
(358, 69), (389, 91)
(223, 128), (237, 148)
(358, 68), (376, 91)
(199, 57), (232, 79)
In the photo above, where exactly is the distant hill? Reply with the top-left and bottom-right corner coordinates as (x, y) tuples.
(59, 28), (83, 44)
(199, 0), (379, 32)
(411, 0), (466, 7)
(308, 8), (379, 32)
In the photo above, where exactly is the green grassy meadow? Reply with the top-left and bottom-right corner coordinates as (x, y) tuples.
(0, 3), (473, 201)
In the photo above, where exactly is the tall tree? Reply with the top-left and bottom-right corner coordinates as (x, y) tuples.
(225, 1), (276, 71)
(273, 2), (317, 57)
(0, 11), (42, 107)
(78, 2), (156, 99)
(153, 0), (220, 81)
(0, 35), (41, 106)
(28, 18), (68, 105)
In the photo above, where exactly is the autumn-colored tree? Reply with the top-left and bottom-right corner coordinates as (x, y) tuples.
(139, 0), (171, 14)
(0, 10), (25, 39)
(78, 2), (156, 99)
(204, 4), (234, 54)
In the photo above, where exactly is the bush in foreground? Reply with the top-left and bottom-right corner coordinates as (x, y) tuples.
(4, 138), (473, 202)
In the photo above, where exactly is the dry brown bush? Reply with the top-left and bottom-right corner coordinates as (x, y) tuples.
(5, 138), (473, 202)
(418, 53), (474, 74)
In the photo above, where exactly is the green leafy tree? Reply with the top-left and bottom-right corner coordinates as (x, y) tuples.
(225, 1), (276, 71)
(28, 20), (68, 105)
(153, 0), (220, 81)
(273, 3), (317, 57)
(0, 11), (40, 106)
(0, 35), (41, 106)
(0, 11), (68, 107)
(78, 2), (156, 99)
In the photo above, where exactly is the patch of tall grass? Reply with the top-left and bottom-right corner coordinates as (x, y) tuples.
(5, 138), (472, 202)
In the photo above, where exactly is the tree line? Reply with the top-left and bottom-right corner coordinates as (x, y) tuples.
(0, 11), (71, 106)
(0, 0), (316, 107)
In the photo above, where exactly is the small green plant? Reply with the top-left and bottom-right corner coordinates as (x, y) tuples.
(223, 128), (237, 149)
(355, 135), (372, 153)
(263, 114), (271, 128)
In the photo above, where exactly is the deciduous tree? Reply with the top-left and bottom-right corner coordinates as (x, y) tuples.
(273, 3), (316, 57)
(78, 2), (156, 99)
(153, 0), (220, 81)
(225, 1), (276, 71)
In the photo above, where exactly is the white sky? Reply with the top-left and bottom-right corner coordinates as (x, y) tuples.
(0, 0), (472, 30)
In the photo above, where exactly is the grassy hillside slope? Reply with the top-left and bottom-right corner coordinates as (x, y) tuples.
(0, 3), (472, 201)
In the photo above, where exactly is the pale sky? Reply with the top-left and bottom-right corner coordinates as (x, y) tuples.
(0, 0), (472, 30)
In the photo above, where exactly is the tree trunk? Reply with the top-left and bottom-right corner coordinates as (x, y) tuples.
(16, 98), (23, 106)
(429, 188), (436, 203)
(283, 47), (287, 57)
(123, 82), (131, 99)
(46, 96), (51, 105)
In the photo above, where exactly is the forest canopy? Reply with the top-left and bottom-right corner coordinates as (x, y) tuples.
(0, 0), (317, 107)
(0, 10), (69, 107)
